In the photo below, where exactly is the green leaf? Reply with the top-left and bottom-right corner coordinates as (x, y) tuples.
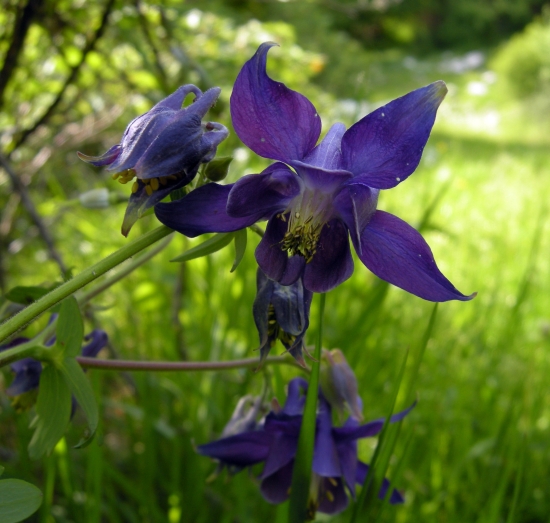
(5, 286), (49, 305)
(170, 233), (234, 263)
(28, 365), (72, 460)
(0, 466), (4, 477)
(59, 358), (98, 447)
(0, 479), (43, 523)
(55, 296), (83, 358)
(204, 156), (233, 182)
(230, 228), (247, 273)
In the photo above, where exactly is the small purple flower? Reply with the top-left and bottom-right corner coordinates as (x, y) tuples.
(156, 43), (475, 301)
(0, 330), (107, 399)
(198, 378), (410, 517)
(253, 269), (312, 367)
(78, 85), (228, 236)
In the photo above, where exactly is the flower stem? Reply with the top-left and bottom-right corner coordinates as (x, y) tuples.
(76, 355), (301, 372)
(288, 292), (326, 523)
(0, 225), (173, 343)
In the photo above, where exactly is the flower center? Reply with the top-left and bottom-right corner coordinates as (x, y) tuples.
(279, 190), (332, 263)
(111, 168), (179, 196)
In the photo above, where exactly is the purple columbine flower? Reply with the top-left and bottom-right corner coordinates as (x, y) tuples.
(78, 85), (228, 236)
(155, 43), (475, 300)
(198, 378), (410, 517)
(0, 329), (107, 398)
(253, 268), (313, 367)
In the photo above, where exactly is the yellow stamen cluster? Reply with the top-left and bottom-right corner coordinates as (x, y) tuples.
(267, 303), (296, 348)
(279, 212), (323, 263)
(112, 168), (179, 196)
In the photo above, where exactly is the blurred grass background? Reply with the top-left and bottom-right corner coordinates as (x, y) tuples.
(1, 0), (550, 521)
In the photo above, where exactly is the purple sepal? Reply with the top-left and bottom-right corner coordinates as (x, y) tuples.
(227, 163), (300, 218)
(303, 219), (354, 293)
(357, 211), (475, 302)
(356, 462), (405, 504)
(197, 431), (274, 467)
(341, 82), (447, 189)
(230, 42), (321, 162)
(312, 398), (341, 477)
(155, 183), (264, 237)
(81, 330), (108, 358)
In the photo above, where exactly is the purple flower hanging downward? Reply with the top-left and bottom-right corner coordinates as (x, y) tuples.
(156, 43), (475, 301)
(198, 378), (410, 517)
(79, 85), (228, 236)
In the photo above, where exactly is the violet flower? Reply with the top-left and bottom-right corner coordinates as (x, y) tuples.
(1, 330), (107, 398)
(156, 43), (474, 300)
(253, 269), (312, 367)
(198, 378), (409, 517)
(78, 85), (228, 236)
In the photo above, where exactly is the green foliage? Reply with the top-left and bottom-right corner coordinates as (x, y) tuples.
(28, 365), (72, 460)
(170, 232), (235, 263)
(55, 296), (83, 359)
(0, 478), (43, 523)
(491, 9), (550, 98)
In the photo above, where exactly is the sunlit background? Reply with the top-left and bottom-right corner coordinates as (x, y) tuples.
(1, 0), (550, 521)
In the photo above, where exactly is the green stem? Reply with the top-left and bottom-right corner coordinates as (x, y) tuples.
(0, 225), (173, 343)
(0, 339), (42, 367)
(288, 292), (326, 523)
(76, 355), (302, 372)
(79, 234), (173, 305)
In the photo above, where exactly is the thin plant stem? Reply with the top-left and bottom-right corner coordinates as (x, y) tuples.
(288, 292), (326, 523)
(76, 355), (302, 372)
(0, 225), (173, 343)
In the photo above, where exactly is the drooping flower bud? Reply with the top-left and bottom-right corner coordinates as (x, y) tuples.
(320, 348), (362, 421)
(204, 156), (233, 182)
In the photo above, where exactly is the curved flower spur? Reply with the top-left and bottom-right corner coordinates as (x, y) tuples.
(156, 43), (474, 301)
(78, 85), (228, 236)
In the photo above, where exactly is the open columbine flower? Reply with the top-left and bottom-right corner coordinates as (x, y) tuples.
(78, 85), (228, 236)
(156, 43), (474, 300)
(198, 378), (410, 518)
(253, 268), (312, 367)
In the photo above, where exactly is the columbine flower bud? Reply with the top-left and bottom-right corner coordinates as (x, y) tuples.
(320, 348), (363, 421)
(204, 156), (233, 182)
(78, 84), (228, 236)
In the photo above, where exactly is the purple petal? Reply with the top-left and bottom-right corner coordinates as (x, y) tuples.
(260, 460), (294, 504)
(303, 123), (346, 170)
(317, 478), (349, 515)
(279, 256), (306, 286)
(335, 433), (358, 495)
(333, 183), (379, 251)
(197, 431), (273, 467)
(230, 42), (321, 162)
(6, 358), (42, 396)
(227, 163), (300, 218)
(77, 144), (120, 167)
(155, 183), (264, 238)
(255, 215), (291, 282)
(358, 211), (475, 302)
(303, 219), (354, 293)
(341, 82), (447, 189)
